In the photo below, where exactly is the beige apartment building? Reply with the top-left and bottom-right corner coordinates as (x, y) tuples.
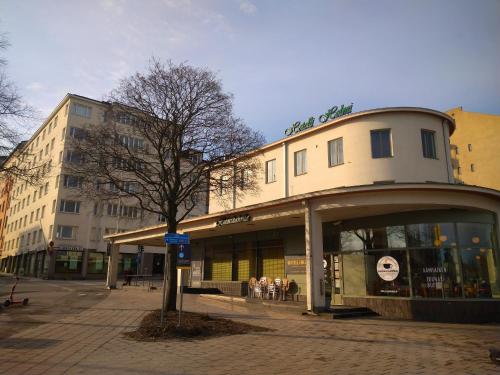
(0, 94), (206, 279)
(105, 106), (500, 322)
(447, 107), (500, 190)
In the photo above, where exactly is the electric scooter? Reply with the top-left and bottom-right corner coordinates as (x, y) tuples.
(3, 277), (29, 307)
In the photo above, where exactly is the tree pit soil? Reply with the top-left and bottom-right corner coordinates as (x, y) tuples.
(125, 309), (272, 341)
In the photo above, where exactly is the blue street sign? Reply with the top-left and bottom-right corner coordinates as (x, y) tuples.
(176, 244), (191, 269)
(164, 233), (190, 245)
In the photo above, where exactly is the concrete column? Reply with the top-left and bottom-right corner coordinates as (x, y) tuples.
(81, 249), (89, 279)
(282, 142), (289, 198)
(304, 200), (326, 312)
(47, 251), (56, 279)
(106, 244), (120, 289)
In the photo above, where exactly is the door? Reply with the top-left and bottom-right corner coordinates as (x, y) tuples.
(332, 253), (344, 305)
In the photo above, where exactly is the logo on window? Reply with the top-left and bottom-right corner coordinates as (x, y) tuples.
(376, 256), (400, 281)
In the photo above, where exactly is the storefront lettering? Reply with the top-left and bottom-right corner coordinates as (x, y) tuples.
(284, 103), (354, 136)
(216, 214), (251, 226)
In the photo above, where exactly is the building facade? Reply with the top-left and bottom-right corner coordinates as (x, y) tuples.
(447, 107), (500, 190)
(0, 94), (206, 279)
(105, 107), (500, 322)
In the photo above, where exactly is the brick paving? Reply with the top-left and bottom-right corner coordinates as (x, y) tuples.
(1, 286), (499, 375)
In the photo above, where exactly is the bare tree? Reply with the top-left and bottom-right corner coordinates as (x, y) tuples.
(0, 32), (39, 182)
(70, 59), (264, 314)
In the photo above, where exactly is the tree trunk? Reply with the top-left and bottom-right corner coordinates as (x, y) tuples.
(165, 242), (177, 311)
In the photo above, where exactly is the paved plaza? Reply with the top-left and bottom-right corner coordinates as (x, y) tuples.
(0, 277), (499, 375)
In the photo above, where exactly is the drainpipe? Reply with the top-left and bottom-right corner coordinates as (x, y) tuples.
(442, 119), (454, 184)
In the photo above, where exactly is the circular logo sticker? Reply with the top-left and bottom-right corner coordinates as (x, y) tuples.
(179, 252), (184, 259)
(376, 256), (400, 281)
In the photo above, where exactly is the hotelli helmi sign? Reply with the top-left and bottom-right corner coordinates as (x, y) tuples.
(284, 103), (354, 137)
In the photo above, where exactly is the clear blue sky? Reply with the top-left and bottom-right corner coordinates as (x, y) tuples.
(1, 0), (499, 143)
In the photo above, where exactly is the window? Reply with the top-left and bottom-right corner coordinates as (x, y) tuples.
(457, 167), (462, 175)
(55, 250), (82, 272)
(65, 150), (84, 164)
(421, 130), (437, 159)
(71, 103), (92, 118)
(44, 182), (49, 195)
(52, 200), (56, 213)
(59, 200), (81, 214)
(118, 135), (143, 149)
(470, 164), (475, 172)
(63, 175), (83, 188)
(41, 205), (45, 219)
(468, 144), (472, 152)
(107, 203), (118, 216)
(265, 159), (276, 183)
(50, 138), (55, 150)
(61, 127), (66, 140)
(69, 127), (87, 139)
(219, 175), (229, 194)
(65, 104), (69, 116)
(45, 144), (49, 156)
(119, 205), (138, 218)
(328, 137), (344, 167)
(56, 225), (77, 239)
(370, 129), (392, 158)
(294, 149), (307, 176)
(54, 116), (58, 127)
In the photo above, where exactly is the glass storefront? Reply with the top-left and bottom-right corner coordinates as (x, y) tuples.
(88, 252), (107, 274)
(324, 210), (499, 299)
(55, 250), (83, 273)
(202, 228), (298, 282)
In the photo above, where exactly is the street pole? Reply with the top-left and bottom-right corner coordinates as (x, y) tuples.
(178, 269), (183, 327)
(160, 244), (169, 327)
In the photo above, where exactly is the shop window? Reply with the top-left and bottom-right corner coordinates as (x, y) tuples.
(410, 247), (462, 298)
(55, 250), (83, 273)
(118, 253), (137, 274)
(340, 226), (405, 251)
(205, 251), (233, 281)
(87, 252), (107, 274)
(328, 137), (344, 167)
(458, 223), (498, 298)
(370, 129), (392, 158)
(236, 246), (256, 281)
(258, 241), (285, 280)
(365, 250), (410, 297)
(407, 223), (456, 248)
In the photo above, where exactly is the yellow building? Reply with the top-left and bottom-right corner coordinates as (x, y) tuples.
(447, 107), (500, 190)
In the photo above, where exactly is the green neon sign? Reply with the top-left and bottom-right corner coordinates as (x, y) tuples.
(285, 103), (353, 137)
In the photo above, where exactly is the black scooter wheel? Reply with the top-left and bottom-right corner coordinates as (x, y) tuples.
(22, 298), (29, 306)
(4, 300), (10, 307)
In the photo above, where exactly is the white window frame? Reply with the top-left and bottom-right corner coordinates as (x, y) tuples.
(294, 149), (307, 176)
(265, 159), (276, 184)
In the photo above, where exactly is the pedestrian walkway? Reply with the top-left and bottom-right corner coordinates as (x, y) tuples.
(0, 286), (499, 375)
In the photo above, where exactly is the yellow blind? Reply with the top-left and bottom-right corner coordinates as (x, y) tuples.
(237, 248), (256, 281)
(261, 247), (284, 280)
(211, 252), (232, 281)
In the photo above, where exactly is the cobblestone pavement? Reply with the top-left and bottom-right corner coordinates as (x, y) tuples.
(0, 283), (499, 375)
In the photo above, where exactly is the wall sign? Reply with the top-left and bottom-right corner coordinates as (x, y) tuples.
(376, 256), (400, 281)
(216, 214), (251, 227)
(285, 256), (306, 274)
(284, 103), (353, 136)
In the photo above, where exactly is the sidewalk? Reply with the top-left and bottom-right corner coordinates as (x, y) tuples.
(0, 286), (499, 375)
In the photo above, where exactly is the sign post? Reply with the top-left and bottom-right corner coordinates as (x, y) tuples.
(162, 233), (190, 327)
(176, 243), (191, 327)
